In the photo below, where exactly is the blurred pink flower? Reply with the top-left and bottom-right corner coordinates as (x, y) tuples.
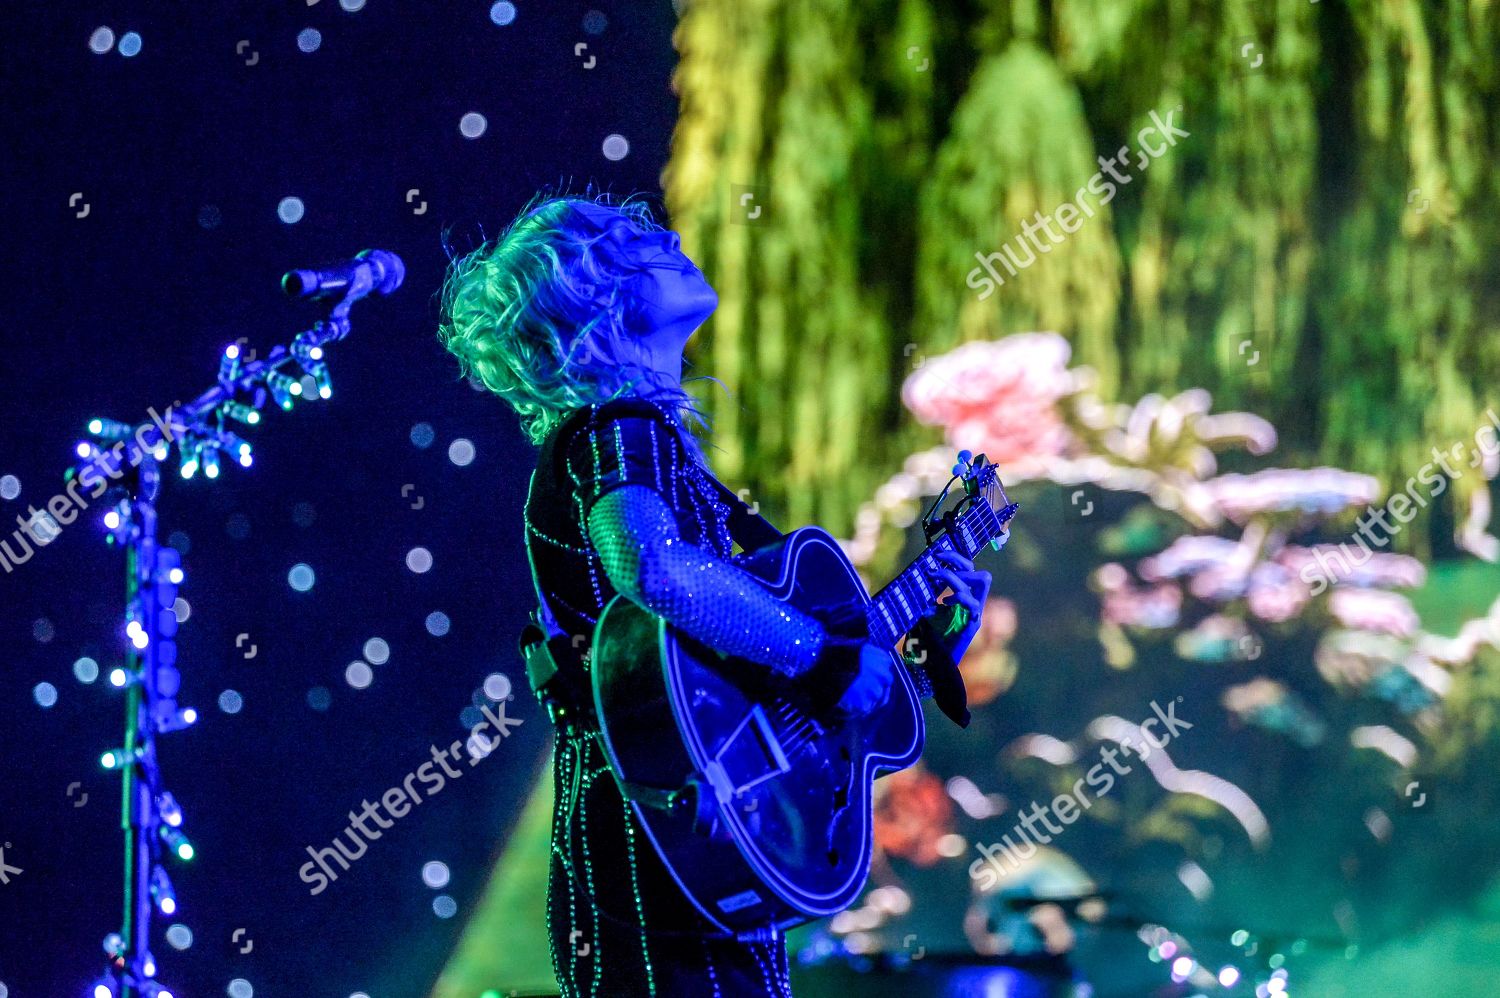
(1279, 546), (1426, 590)
(902, 333), (1075, 464)
(1095, 562), (1182, 628)
(1139, 536), (1242, 583)
(1247, 562), (1313, 623)
(1203, 468), (1381, 524)
(1329, 588), (1420, 638)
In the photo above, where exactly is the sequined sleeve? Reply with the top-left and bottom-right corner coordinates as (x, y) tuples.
(565, 404), (825, 678)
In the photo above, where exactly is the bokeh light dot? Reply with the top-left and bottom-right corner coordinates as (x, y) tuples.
(118, 31), (142, 57)
(34, 682), (58, 708)
(410, 422), (435, 448)
(448, 438), (476, 466)
(168, 529), (192, 554)
(363, 638), (390, 665)
(483, 672), (512, 701)
(307, 686), (333, 711)
(339, 0), (367, 10)
(460, 705), (483, 729)
(468, 729), (495, 760)
(277, 197), (306, 224)
(173, 597), (191, 623)
(297, 28), (322, 53)
(433, 895), (458, 918)
(292, 502), (317, 528)
(27, 511), (61, 545)
(288, 563), (316, 592)
(0, 475), (20, 500)
(219, 689), (244, 714)
(602, 133), (631, 161)
(583, 10), (608, 34)
(406, 547), (434, 574)
(74, 657), (100, 683)
(345, 661), (374, 689)
(489, 2), (517, 26)
(166, 923), (194, 950)
(89, 27), (116, 53)
(422, 860), (450, 888)
(426, 611), (451, 637)
(459, 112), (488, 139)
(228, 980), (253, 998)
(34, 618), (56, 643)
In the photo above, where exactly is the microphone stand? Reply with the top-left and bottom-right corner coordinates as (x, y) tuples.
(71, 253), (402, 998)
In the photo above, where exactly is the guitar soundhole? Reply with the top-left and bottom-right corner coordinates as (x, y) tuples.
(826, 848), (839, 866)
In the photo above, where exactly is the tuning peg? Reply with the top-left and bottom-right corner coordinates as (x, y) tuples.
(953, 449), (973, 476)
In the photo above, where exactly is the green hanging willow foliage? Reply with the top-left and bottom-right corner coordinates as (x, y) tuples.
(664, 0), (1500, 546)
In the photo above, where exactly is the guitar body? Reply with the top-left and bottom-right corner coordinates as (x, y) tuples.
(591, 526), (926, 934)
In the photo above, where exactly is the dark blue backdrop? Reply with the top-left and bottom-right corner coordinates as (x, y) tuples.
(0, 3), (677, 994)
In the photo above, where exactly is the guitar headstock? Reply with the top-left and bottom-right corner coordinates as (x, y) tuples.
(924, 451), (1018, 553)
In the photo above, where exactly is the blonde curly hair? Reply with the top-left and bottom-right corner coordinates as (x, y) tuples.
(437, 192), (705, 446)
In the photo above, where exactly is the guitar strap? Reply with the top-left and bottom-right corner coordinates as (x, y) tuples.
(518, 471), (597, 728)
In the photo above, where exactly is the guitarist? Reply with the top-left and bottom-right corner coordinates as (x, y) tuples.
(438, 194), (995, 997)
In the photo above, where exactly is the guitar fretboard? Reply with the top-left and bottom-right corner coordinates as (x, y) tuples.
(864, 495), (1009, 649)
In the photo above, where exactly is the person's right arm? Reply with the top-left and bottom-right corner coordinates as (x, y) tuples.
(588, 484), (895, 715)
(588, 483), (824, 677)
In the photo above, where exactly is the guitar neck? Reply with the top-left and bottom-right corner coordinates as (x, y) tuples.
(865, 500), (1004, 648)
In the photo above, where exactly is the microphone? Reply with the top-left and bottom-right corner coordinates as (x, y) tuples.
(281, 249), (405, 300)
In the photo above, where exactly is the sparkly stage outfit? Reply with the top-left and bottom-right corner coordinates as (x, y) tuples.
(524, 398), (800, 997)
(523, 397), (967, 997)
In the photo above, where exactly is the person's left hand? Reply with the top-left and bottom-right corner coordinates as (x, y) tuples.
(927, 548), (994, 664)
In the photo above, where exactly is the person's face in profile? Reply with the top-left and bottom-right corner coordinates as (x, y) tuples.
(571, 202), (718, 351)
